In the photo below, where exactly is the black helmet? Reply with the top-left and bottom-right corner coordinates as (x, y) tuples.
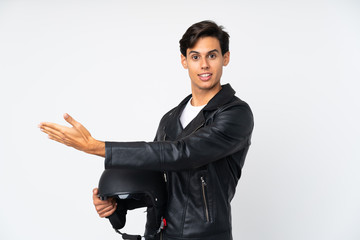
(98, 168), (167, 240)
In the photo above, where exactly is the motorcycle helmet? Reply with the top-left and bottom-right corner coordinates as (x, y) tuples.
(98, 168), (167, 240)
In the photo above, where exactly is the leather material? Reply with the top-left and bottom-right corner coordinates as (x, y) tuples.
(105, 84), (254, 240)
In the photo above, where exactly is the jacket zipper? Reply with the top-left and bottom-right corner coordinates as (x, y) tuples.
(192, 122), (205, 135)
(201, 176), (210, 222)
(163, 133), (168, 183)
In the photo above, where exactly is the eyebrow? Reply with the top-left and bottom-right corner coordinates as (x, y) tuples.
(188, 49), (219, 55)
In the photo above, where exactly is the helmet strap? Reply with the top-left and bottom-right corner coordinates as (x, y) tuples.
(113, 217), (166, 240)
(114, 229), (142, 240)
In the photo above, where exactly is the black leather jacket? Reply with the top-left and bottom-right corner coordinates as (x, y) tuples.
(105, 84), (254, 240)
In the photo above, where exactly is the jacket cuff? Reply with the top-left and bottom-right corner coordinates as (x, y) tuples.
(104, 141), (113, 169)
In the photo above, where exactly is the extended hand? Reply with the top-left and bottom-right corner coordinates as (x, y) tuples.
(39, 113), (105, 157)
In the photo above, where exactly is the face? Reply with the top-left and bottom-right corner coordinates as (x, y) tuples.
(181, 36), (230, 94)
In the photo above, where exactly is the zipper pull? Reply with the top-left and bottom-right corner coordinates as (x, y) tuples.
(163, 172), (167, 182)
(201, 176), (207, 186)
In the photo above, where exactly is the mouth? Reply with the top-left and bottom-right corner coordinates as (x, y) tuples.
(198, 73), (212, 81)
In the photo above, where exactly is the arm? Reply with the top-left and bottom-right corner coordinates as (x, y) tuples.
(39, 113), (105, 157)
(105, 105), (254, 171)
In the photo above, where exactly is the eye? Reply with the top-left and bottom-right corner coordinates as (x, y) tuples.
(208, 54), (217, 59)
(192, 55), (199, 60)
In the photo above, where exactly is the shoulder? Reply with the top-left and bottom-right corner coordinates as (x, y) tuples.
(230, 96), (252, 109)
(209, 96), (254, 134)
(214, 95), (253, 119)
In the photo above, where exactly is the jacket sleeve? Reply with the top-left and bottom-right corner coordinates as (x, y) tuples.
(104, 105), (254, 171)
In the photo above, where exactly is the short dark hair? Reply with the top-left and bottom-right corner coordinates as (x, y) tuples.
(179, 20), (230, 57)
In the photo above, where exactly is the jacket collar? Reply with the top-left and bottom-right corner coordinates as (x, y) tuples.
(203, 83), (236, 111)
(164, 84), (236, 140)
(177, 83), (236, 111)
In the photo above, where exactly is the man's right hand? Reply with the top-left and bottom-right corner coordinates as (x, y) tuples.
(92, 188), (117, 218)
(39, 113), (105, 157)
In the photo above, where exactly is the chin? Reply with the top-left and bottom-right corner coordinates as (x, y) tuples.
(201, 80), (219, 88)
(196, 84), (216, 91)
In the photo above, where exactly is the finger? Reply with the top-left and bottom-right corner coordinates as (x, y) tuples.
(93, 188), (98, 195)
(99, 207), (117, 218)
(41, 125), (80, 148)
(92, 188), (109, 203)
(97, 202), (117, 215)
(92, 191), (113, 204)
(39, 122), (68, 133)
(47, 133), (67, 145)
(64, 113), (78, 128)
(92, 188), (102, 201)
(41, 127), (68, 144)
(93, 194), (115, 207)
(40, 126), (65, 139)
(95, 201), (115, 215)
(93, 195), (113, 206)
(95, 201), (113, 211)
(99, 203), (117, 218)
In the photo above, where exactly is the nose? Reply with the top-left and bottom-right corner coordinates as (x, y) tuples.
(200, 58), (209, 70)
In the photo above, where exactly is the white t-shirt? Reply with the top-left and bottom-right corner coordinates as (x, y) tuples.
(180, 98), (206, 128)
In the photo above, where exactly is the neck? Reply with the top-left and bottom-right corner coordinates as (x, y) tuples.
(191, 84), (222, 106)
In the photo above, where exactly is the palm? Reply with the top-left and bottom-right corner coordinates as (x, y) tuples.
(39, 113), (92, 152)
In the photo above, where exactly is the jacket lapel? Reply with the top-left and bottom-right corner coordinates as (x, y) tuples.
(163, 84), (236, 140)
(163, 95), (190, 140)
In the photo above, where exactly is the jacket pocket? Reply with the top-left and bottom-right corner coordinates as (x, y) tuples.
(200, 176), (210, 222)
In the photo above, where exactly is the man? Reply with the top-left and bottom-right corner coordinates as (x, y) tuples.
(39, 20), (254, 240)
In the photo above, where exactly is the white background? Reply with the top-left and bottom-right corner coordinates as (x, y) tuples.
(1, 0), (359, 239)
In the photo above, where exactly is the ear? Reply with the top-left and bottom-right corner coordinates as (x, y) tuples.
(181, 54), (188, 69)
(223, 51), (230, 66)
